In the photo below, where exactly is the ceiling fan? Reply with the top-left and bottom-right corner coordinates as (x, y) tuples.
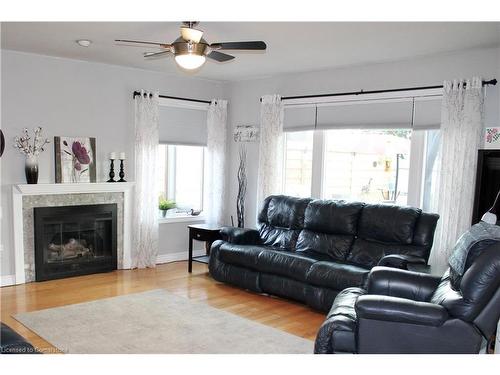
(115, 22), (267, 70)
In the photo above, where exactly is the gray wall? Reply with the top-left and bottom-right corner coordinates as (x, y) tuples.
(2, 46), (500, 279)
(0, 50), (226, 277)
(225, 46), (500, 228)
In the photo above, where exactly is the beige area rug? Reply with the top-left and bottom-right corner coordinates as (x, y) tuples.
(14, 289), (314, 354)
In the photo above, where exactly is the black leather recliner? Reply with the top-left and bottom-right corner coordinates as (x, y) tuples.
(209, 195), (439, 312)
(314, 241), (500, 354)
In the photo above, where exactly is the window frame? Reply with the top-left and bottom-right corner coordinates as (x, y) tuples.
(283, 128), (434, 208)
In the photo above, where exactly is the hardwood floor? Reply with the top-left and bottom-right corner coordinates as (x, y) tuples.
(0, 262), (325, 353)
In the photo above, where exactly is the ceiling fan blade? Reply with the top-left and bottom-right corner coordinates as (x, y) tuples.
(210, 41), (266, 50)
(207, 51), (235, 62)
(115, 39), (171, 47)
(144, 51), (171, 59)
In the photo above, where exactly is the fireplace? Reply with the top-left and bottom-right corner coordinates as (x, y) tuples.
(34, 204), (117, 281)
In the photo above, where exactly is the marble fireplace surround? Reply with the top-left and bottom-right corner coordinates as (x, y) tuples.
(12, 183), (134, 284)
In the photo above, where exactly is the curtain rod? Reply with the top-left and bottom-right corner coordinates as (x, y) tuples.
(259, 78), (497, 102)
(133, 91), (211, 104)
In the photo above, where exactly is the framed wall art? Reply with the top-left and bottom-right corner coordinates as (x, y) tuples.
(485, 127), (500, 149)
(54, 136), (96, 183)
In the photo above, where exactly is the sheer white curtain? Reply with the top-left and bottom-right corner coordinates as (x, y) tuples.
(429, 77), (485, 272)
(205, 99), (228, 226)
(256, 95), (284, 209)
(132, 90), (159, 268)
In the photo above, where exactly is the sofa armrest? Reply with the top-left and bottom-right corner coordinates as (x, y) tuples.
(366, 266), (441, 302)
(220, 227), (262, 245)
(377, 254), (426, 269)
(355, 295), (448, 327)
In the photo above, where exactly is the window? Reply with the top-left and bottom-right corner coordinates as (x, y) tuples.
(323, 129), (411, 205)
(421, 129), (441, 212)
(283, 131), (313, 197)
(282, 128), (440, 209)
(158, 144), (205, 215)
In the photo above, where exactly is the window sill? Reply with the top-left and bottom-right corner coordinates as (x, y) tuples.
(158, 215), (206, 225)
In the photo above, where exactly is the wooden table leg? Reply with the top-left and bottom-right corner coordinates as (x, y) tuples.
(188, 230), (193, 273)
(205, 241), (211, 256)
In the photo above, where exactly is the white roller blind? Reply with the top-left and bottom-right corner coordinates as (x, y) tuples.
(316, 98), (414, 129)
(283, 105), (316, 132)
(413, 97), (442, 130)
(159, 106), (208, 145)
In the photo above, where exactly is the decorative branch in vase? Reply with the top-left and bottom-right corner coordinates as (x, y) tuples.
(13, 127), (50, 184)
(233, 125), (259, 228)
(236, 145), (247, 228)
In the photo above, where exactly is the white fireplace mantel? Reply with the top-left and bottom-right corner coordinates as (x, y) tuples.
(12, 182), (135, 284)
(14, 182), (135, 195)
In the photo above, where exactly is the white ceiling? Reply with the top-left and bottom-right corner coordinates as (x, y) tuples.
(2, 22), (500, 81)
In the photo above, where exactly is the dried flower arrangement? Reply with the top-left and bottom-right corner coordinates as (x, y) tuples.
(13, 127), (50, 184)
(13, 127), (50, 157)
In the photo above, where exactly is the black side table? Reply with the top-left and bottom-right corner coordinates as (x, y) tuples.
(188, 224), (222, 273)
(407, 263), (441, 277)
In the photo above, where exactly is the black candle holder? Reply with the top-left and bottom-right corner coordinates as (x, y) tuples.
(107, 159), (116, 182)
(118, 159), (126, 182)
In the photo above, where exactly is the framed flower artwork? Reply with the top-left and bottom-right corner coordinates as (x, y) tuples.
(54, 136), (96, 183)
(485, 127), (500, 149)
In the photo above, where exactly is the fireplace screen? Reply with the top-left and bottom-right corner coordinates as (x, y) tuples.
(34, 204), (117, 281)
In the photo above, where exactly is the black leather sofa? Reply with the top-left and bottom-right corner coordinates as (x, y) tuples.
(314, 241), (500, 354)
(209, 195), (439, 312)
(0, 323), (39, 354)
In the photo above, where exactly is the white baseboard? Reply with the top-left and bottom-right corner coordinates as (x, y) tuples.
(156, 250), (206, 265)
(1, 275), (16, 287)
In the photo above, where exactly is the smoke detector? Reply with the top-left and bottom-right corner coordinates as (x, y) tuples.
(76, 39), (92, 47)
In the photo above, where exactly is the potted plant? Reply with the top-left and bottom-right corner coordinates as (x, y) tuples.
(159, 197), (176, 218)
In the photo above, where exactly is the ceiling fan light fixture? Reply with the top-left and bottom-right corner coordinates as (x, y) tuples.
(174, 53), (206, 70)
(116, 22), (267, 71)
(180, 27), (203, 43)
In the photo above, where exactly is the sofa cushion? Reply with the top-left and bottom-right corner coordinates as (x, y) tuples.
(347, 238), (428, 268)
(259, 224), (302, 250)
(306, 262), (369, 290)
(358, 205), (421, 244)
(263, 195), (311, 229)
(293, 249), (335, 262)
(304, 199), (364, 235)
(256, 249), (319, 282)
(412, 213), (440, 247)
(296, 229), (354, 260)
(217, 243), (266, 269)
